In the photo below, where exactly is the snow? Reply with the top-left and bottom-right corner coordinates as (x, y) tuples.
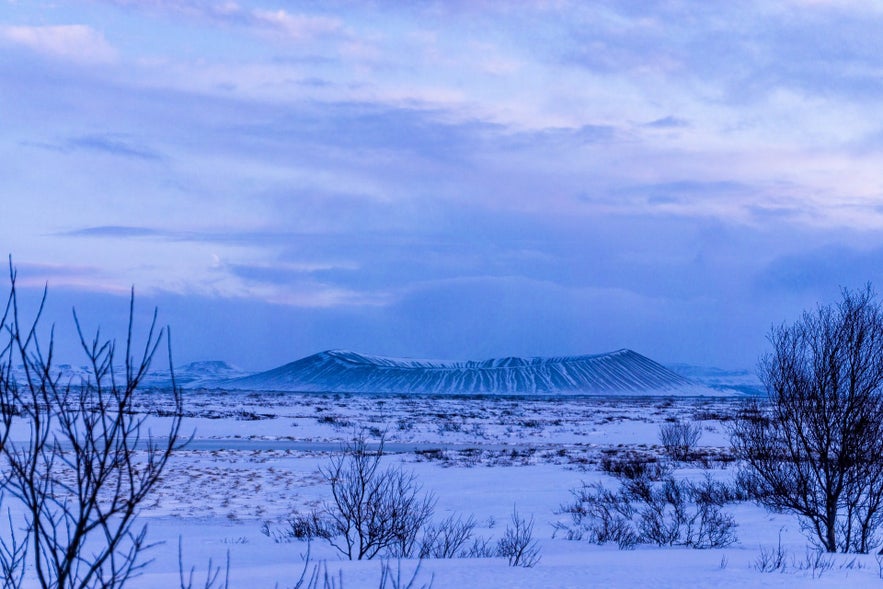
(8, 391), (883, 588)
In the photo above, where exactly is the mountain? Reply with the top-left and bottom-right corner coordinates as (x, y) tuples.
(12, 360), (251, 389)
(667, 363), (764, 395)
(138, 360), (250, 388)
(221, 349), (716, 395)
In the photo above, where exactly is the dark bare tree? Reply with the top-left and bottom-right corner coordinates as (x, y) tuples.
(0, 261), (185, 588)
(0, 280), (26, 587)
(732, 285), (883, 552)
(320, 431), (435, 560)
(0, 506), (27, 589)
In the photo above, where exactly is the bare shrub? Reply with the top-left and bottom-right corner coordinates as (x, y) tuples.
(638, 477), (737, 549)
(377, 560), (434, 589)
(0, 263), (184, 589)
(264, 511), (333, 543)
(286, 543), (344, 589)
(461, 536), (495, 558)
(600, 452), (670, 482)
(754, 529), (788, 573)
(637, 478), (688, 546)
(320, 432), (435, 560)
(556, 476), (737, 550)
(419, 515), (478, 559)
(689, 502), (738, 549)
(732, 285), (883, 553)
(793, 546), (835, 579)
(553, 482), (637, 549)
(686, 472), (749, 506)
(286, 544), (434, 589)
(600, 452), (675, 507)
(314, 431), (502, 564)
(178, 537), (229, 589)
(659, 420), (702, 461)
(317, 414), (352, 428)
(496, 508), (540, 567)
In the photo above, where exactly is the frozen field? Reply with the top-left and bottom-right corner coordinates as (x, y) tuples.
(41, 390), (883, 588)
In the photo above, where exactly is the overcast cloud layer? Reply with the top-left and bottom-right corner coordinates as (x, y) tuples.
(3, 1), (883, 370)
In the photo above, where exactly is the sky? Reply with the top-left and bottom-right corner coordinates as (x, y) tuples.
(3, 0), (883, 371)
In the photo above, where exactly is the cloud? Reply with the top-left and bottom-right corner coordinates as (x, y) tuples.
(618, 180), (751, 200)
(9, 261), (131, 295)
(385, 274), (758, 365)
(503, 124), (618, 150)
(7, 0), (883, 371)
(757, 245), (883, 294)
(218, 101), (504, 167)
(67, 134), (163, 160)
(24, 133), (169, 161)
(109, 0), (345, 43)
(249, 9), (343, 41)
(63, 226), (163, 238)
(225, 260), (360, 285)
(555, 1), (883, 112)
(643, 116), (689, 129)
(0, 25), (117, 64)
(58, 226), (298, 247)
(13, 261), (101, 279)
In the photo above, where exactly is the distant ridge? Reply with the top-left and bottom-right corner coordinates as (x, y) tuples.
(221, 349), (711, 395)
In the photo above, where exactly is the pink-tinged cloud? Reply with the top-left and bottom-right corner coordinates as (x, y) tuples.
(250, 9), (343, 42)
(0, 25), (117, 64)
(108, 1), (345, 43)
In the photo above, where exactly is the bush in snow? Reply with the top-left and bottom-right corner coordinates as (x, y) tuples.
(600, 451), (671, 482)
(553, 481), (639, 549)
(310, 431), (540, 566)
(262, 511), (333, 543)
(496, 508), (541, 568)
(637, 477), (737, 549)
(658, 420), (702, 461)
(419, 515), (480, 559)
(319, 431), (435, 560)
(555, 475), (737, 550)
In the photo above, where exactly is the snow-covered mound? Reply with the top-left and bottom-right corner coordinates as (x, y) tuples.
(221, 349), (714, 395)
(163, 360), (250, 388)
(667, 363), (764, 395)
(11, 360), (248, 389)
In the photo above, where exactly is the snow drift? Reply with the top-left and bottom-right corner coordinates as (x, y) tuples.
(221, 349), (710, 395)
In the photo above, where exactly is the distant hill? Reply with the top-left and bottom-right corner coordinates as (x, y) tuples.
(162, 360), (250, 388)
(667, 363), (764, 395)
(220, 349), (720, 395)
(13, 360), (251, 389)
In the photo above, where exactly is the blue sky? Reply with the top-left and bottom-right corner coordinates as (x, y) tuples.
(3, 0), (883, 371)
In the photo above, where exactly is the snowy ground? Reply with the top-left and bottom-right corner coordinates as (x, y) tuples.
(18, 391), (883, 588)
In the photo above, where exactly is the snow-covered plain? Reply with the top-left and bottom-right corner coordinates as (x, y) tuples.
(16, 390), (883, 588)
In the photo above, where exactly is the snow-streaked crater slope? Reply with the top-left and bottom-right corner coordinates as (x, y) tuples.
(222, 349), (713, 395)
